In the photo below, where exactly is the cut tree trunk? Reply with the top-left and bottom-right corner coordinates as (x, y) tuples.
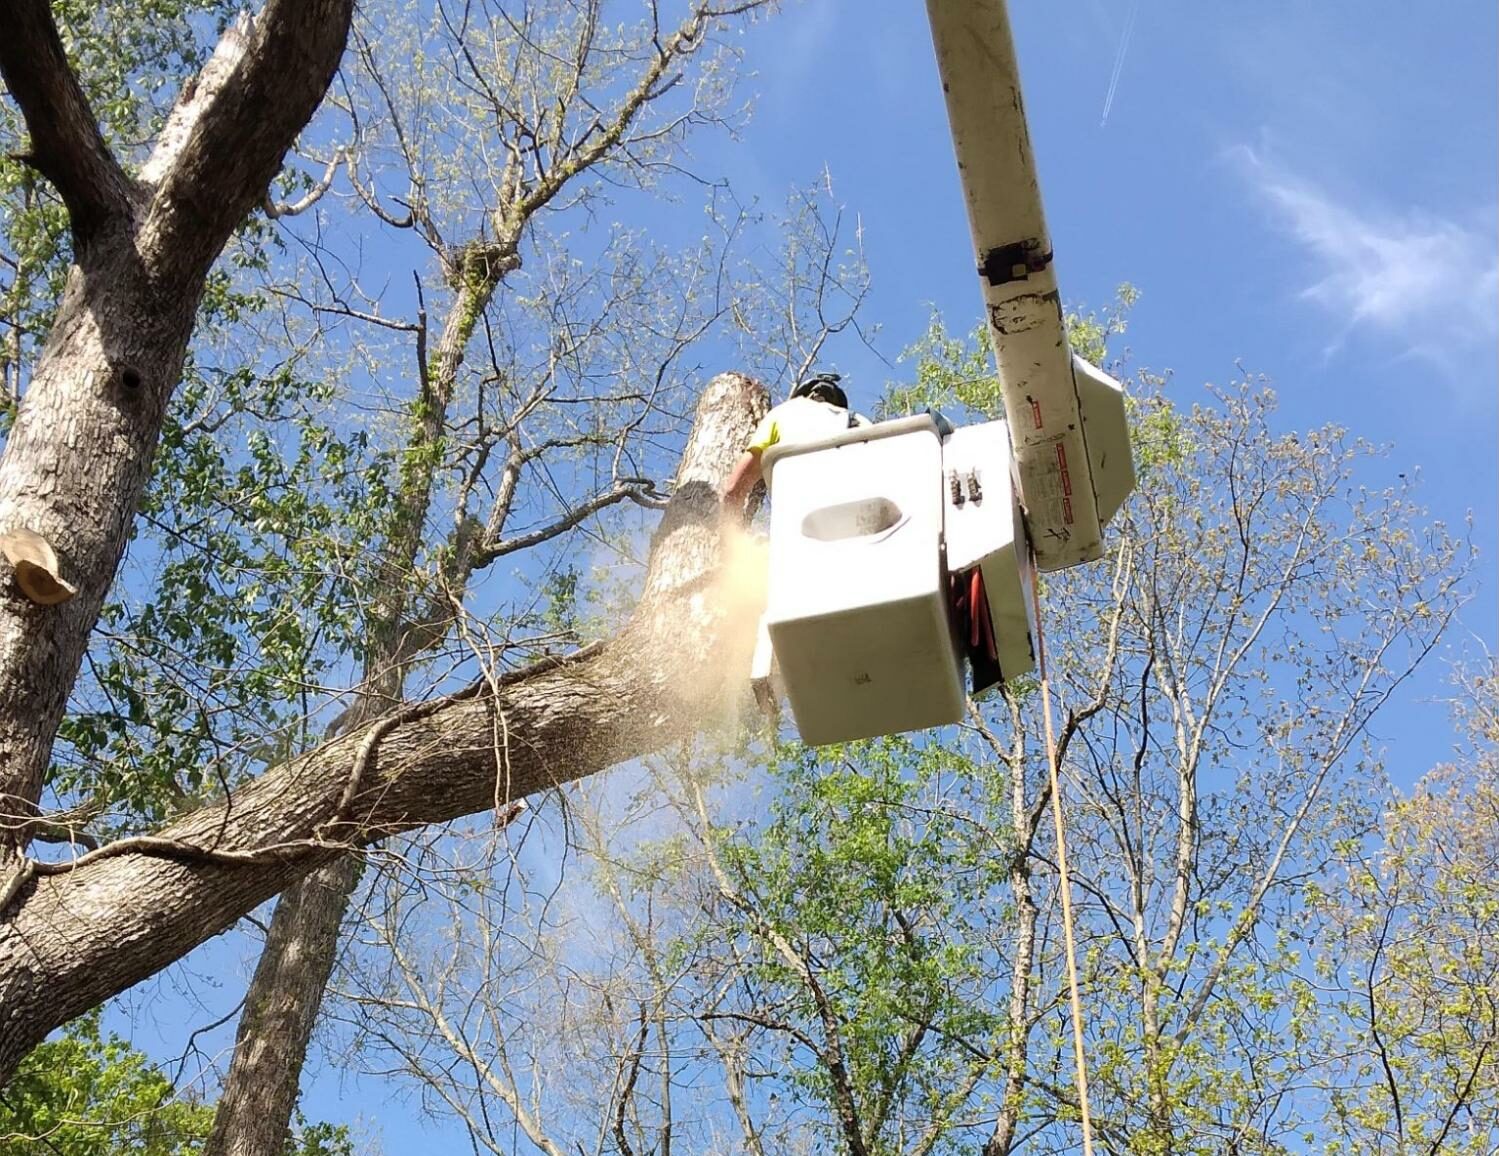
(0, 370), (767, 1082)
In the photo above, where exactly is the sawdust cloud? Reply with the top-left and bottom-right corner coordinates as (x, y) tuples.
(676, 520), (770, 736)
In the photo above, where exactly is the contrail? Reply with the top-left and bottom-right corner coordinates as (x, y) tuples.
(1100, 0), (1141, 128)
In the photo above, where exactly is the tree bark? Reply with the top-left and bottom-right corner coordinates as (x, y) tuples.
(0, 369), (767, 1082)
(0, 0), (355, 863)
(201, 857), (361, 1156)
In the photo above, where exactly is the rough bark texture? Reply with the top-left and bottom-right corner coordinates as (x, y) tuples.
(0, 0), (137, 242)
(0, 370), (767, 1080)
(203, 249), (516, 1156)
(201, 857), (360, 1156)
(0, 0), (355, 862)
(0, 242), (195, 846)
(0, 0), (356, 1079)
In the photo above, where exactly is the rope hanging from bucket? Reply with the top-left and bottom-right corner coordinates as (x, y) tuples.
(1029, 558), (1096, 1155)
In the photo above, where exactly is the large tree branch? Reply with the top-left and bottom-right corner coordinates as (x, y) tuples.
(138, 0), (356, 281)
(0, 0), (136, 245)
(0, 371), (766, 1082)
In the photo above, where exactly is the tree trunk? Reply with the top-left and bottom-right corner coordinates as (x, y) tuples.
(0, 251), (195, 857)
(987, 852), (1039, 1156)
(0, 0), (354, 865)
(201, 857), (360, 1156)
(983, 706), (1042, 1156)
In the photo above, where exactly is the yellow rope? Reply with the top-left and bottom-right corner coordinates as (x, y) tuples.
(1030, 558), (1096, 1155)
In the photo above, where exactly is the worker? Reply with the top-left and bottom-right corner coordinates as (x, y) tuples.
(721, 372), (869, 717)
(721, 372), (870, 515)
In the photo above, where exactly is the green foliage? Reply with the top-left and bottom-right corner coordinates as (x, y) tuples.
(880, 283), (1138, 421)
(1066, 283), (1138, 365)
(541, 564), (582, 644)
(2, 1), (1480, 1150)
(686, 316), (1470, 1152)
(0, 1011), (358, 1156)
(879, 315), (995, 421)
(706, 735), (1014, 1153)
(1308, 665), (1499, 1153)
(49, 2), (236, 145)
(0, 1010), (212, 1155)
(1127, 389), (1195, 479)
(284, 1116), (355, 1156)
(4, 0), (346, 834)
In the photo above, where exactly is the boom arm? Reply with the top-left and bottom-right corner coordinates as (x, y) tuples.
(926, 0), (1132, 571)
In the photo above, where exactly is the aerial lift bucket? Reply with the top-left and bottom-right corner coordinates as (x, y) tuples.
(760, 416), (963, 746)
(748, 0), (1140, 747)
(758, 414), (1038, 746)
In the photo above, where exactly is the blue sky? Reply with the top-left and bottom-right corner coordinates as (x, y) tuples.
(706, 0), (1497, 775)
(107, 0), (1497, 1146)
(731, 0), (1498, 420)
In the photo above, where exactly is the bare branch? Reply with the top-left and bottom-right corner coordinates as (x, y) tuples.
(263, 149), (343, 219)
(473, 479), (666, 565)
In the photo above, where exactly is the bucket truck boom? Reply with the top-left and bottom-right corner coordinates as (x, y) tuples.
(926, 0), (1135, 572)
(751, 0), (1136, 747)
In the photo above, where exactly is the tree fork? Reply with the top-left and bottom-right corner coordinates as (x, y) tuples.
(0, 0), (356, 863)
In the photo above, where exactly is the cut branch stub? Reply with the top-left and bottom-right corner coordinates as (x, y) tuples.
(1, 528), (77, 606)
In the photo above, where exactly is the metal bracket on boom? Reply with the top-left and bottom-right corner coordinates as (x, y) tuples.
(979, 238), (1053, 286)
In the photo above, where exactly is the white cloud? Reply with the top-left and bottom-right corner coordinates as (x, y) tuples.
(1231, 146), (1499, 373)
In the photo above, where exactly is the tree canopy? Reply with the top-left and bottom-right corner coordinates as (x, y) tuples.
(0, 3), (1491, 1155)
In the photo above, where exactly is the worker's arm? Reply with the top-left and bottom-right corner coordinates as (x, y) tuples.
(724, 407), (780, 515)
(721, 449), (763, 514)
